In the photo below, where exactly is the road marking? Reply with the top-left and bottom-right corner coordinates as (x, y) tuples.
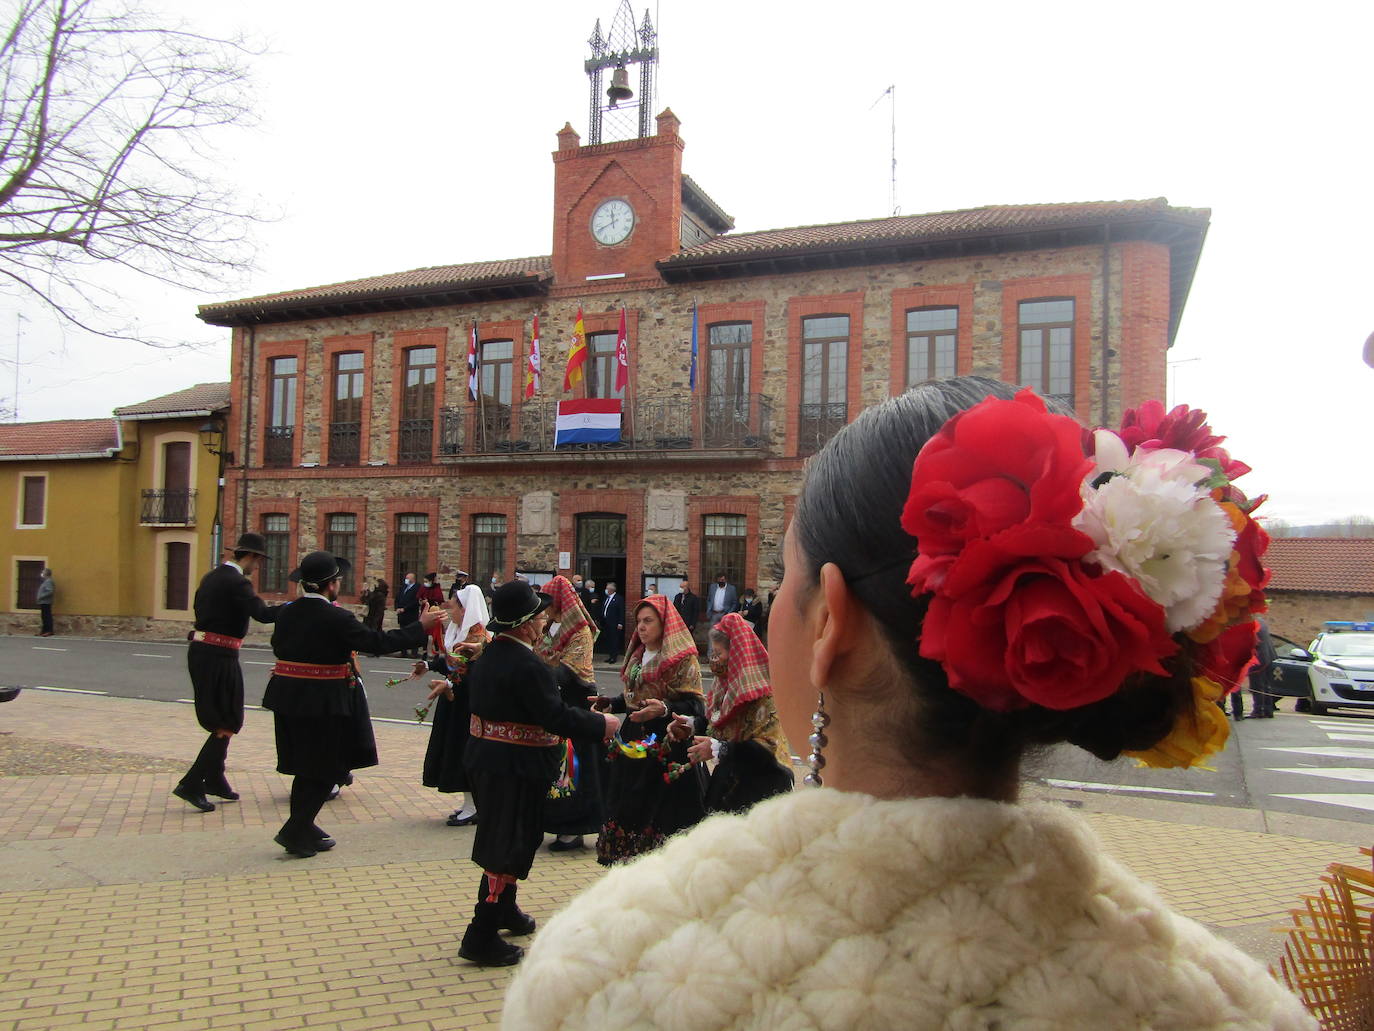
(1324, 733), (1374, 744)
(1043, 778), (1214, 798)
(368, 669), (410, 675)
(1312, 721), (1374, 730)
(1265, 745), (1374, 760)
(1270, 767), (1374, 783)
(244, 661), (274, 665)
(1273, 793), (1374, 814)
(32, 646), (68, 652)
(28, 685), (106, 695)
(373, 717), (424, 726)
(131, 653), (171, 659)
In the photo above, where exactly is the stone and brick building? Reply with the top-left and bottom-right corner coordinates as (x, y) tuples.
(1264, 537), (1374, 643)
(198, 101), (1209, 624)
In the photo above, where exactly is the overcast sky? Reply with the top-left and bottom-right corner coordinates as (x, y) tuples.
(5, 0), (1370, 524)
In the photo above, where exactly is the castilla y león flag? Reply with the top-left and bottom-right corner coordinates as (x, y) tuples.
(554, 399), (622, 445)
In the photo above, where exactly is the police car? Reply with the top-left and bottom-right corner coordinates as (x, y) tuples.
(1272, 621), (1374, 715)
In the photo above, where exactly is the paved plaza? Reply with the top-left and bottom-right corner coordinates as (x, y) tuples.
(0, 682), (1367, 1030)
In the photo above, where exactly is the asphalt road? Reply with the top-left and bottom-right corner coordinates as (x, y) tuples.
(4, 634), (1372, 827)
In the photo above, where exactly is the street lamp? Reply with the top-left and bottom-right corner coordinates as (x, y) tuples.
(198, 420), (234, 463)
(198, 420), (232, 566)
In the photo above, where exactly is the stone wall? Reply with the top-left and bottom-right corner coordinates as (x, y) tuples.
(1266, 592), (1374, 644)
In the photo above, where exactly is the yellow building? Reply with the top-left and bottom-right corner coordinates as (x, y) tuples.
(1, 383), (230, 637)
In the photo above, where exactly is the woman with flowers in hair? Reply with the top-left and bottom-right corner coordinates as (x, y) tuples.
(537, 575), (605, 852)
(667, 611), (793, 813)
(420, 584), (490, 827)
(591, 594), (708, 865)
(504, 377), (1310, 1029)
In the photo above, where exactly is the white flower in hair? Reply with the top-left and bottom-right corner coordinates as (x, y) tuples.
(1074, 429), (1236, 633)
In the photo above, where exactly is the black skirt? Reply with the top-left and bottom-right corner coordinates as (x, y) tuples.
(421, 686), (471, 793)
(705, 740), (795, 814)
(272, 685), (378, 780)
(543, 734), (606, 836)
(596, 714), (707, 866)
(467, 769), (548, 880)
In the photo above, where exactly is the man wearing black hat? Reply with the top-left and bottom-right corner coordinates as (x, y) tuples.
(458, 579), (620, 966)
(173, 533), (282, 813)
(263, 550), (445, 858)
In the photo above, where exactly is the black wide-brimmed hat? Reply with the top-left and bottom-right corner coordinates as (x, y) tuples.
(288, 550), (352, 590)
(229, 532), (270, 558)
(487, 580), (552, 631)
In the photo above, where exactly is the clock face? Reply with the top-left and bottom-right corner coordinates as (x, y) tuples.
(591, 199), (635, 245)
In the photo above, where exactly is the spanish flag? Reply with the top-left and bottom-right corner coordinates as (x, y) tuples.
(564, 306), (588, 390)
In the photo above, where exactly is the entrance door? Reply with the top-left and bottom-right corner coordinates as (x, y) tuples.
(576, 513), (626, 598)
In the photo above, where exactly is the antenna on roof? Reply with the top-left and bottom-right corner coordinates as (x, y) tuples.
(870, 86), (898, 216)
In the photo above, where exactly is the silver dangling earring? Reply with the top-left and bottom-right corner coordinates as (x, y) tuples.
(804, 690), (829, 788)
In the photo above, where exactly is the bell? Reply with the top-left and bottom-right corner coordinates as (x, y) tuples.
(607, 66), (633, 107)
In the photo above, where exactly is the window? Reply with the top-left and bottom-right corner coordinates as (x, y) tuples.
(393, 513), (428, 588)
(701, 514), (747, 596)
(587, 331), (624, 400)
(330, 352), (364, 466)
(266, 357), (297, 467)
(906, 307), (957, 387)
(399, 347), (436, 463)
(799, 315), (849, 455)
(476, 339), (514, 446)
(261, 513), (290, 593)
(19, 474), (46, 527)
(325, 513), (357, 594)
(707, 322), (751, 404)
(164, 541), (191, 610)
(1018, 299), (1074, 407)
(471, 513), (507, 587)
(16, 560), (44, 608)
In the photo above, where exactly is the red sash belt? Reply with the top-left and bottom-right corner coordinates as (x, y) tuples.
(469, 715), (562, 748)
(189, 630), (243, 650)
(272, 660), (353, 680)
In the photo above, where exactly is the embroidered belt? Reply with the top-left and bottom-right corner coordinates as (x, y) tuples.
(272, 660), (353, 680)
(189, 630), (243, 650)
(469, 715), (562, 748)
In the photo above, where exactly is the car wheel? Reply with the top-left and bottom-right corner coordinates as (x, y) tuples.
(1310, 696), (1330, 716)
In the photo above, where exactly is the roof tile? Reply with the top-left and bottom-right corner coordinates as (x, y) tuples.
(0, 419), (121, 459)
(1266, 537), (1374, 594)
(114, 382), (230, 418)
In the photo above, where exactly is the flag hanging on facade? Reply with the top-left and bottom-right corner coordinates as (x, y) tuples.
(564, 307), (587, 390)
(555, 399), (622, 445)
(614, 307), (629, 393)
(689, 302), (699, 392)
(467, 322), (479, 401)
(525, 314), (541, 400)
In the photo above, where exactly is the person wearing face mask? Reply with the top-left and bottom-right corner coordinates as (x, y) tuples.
(597, 581), (624, 664)
(706, 571), (738, 630)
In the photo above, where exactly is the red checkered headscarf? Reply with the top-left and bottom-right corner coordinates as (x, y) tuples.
(542, 576), (595, 650)
(708, 612), (773, 729)
(622, 595), (701, 702)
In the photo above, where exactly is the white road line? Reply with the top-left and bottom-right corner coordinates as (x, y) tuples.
(373, 717), (425, 726)
(244, 661), (274, 665)
(1274, 793), (1374, 815)
(1313, 722), (1374, 731)
(32, 646), (68, 652)
(1325, 733), (1374, 744)
(28, 685), (106, 695)
(1265, 745), (1374, 760)
(1043, 778), (1214, 798)
(1269, 767), (1374, 784)
(131, 653), (171, 659)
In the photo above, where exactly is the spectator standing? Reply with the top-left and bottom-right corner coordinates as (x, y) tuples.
(706, 571), (738, 630)
(35, 567), (55, 636)
(395, 572), (420, 657)
(1245, 617), (1279, 719)
(673, 583), (702, 630)
(448, 569), (469, 601)
(737, 588), (763, 636)
(419, 573), (446, 658)
(599, 582), (625, 664)
(361, 578), (388, 632)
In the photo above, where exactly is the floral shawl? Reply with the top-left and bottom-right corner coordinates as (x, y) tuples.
(622, 595), (703, 705)
(709, 612), (791, 767)
(537, 575), (597, 681)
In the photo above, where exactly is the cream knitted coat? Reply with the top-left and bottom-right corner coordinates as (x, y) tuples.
(503, 789), (1313, 1030)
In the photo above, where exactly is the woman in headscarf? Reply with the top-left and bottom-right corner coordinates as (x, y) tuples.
(592, 594), (707, 865)
(361, 577), (388, 632)
(669, 611), (793, 813)
(421, 584), (491, 826)
(537, 575), (605, 852)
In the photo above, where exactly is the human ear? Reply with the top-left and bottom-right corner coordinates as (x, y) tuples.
(808, 562), (858, 692)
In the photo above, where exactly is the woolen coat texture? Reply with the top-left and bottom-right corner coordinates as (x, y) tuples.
(502, 789), (1315, 1031)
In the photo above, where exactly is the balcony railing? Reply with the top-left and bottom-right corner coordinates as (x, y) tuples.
(141, 488), (197, 525)
(797, 401), (848, 456)
(264, 426), (293, 467)
(438, 394), (774, 456)
(328, 421), (361, 465)
(397, 418), (433, 464)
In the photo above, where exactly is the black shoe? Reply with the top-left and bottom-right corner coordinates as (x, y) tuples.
(458, 933), (524, 967)
(341, 773), (354, 787)
(173, 783), (215, 813)
(326, 785), (341, 801)
(548, 837), (586, 852)
(308, 825), (336, 850)
(501, 909), (537, 936)
(1243, 714), (1265, 719)
(273, 831), (318, 858)
(204, 780), (239, 801)
(446, 812), (478, 827)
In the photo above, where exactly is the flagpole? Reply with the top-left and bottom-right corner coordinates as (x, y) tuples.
(474, 321), (486, 450)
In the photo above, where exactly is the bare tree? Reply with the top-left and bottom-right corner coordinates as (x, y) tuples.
(1263, 517), (1293, 538)
(0, 0), (258, 341)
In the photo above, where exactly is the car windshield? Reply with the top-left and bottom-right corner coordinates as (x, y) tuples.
(1317, 633), (1374, 658)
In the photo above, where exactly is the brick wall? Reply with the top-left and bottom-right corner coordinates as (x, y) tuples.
(1267, 592), (1374, 644)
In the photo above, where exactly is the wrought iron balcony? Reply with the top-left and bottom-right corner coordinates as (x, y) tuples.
(328, 421), (361, 465)
(263, 426), (293, 467)
(438, 394), (774, 456)
(797, 401), (848, 456)
(141, 489), (197, 525)
(397, 418), (433, 464)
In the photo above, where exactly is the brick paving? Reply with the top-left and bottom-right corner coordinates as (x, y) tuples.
(0, 686), (1362, 1029)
